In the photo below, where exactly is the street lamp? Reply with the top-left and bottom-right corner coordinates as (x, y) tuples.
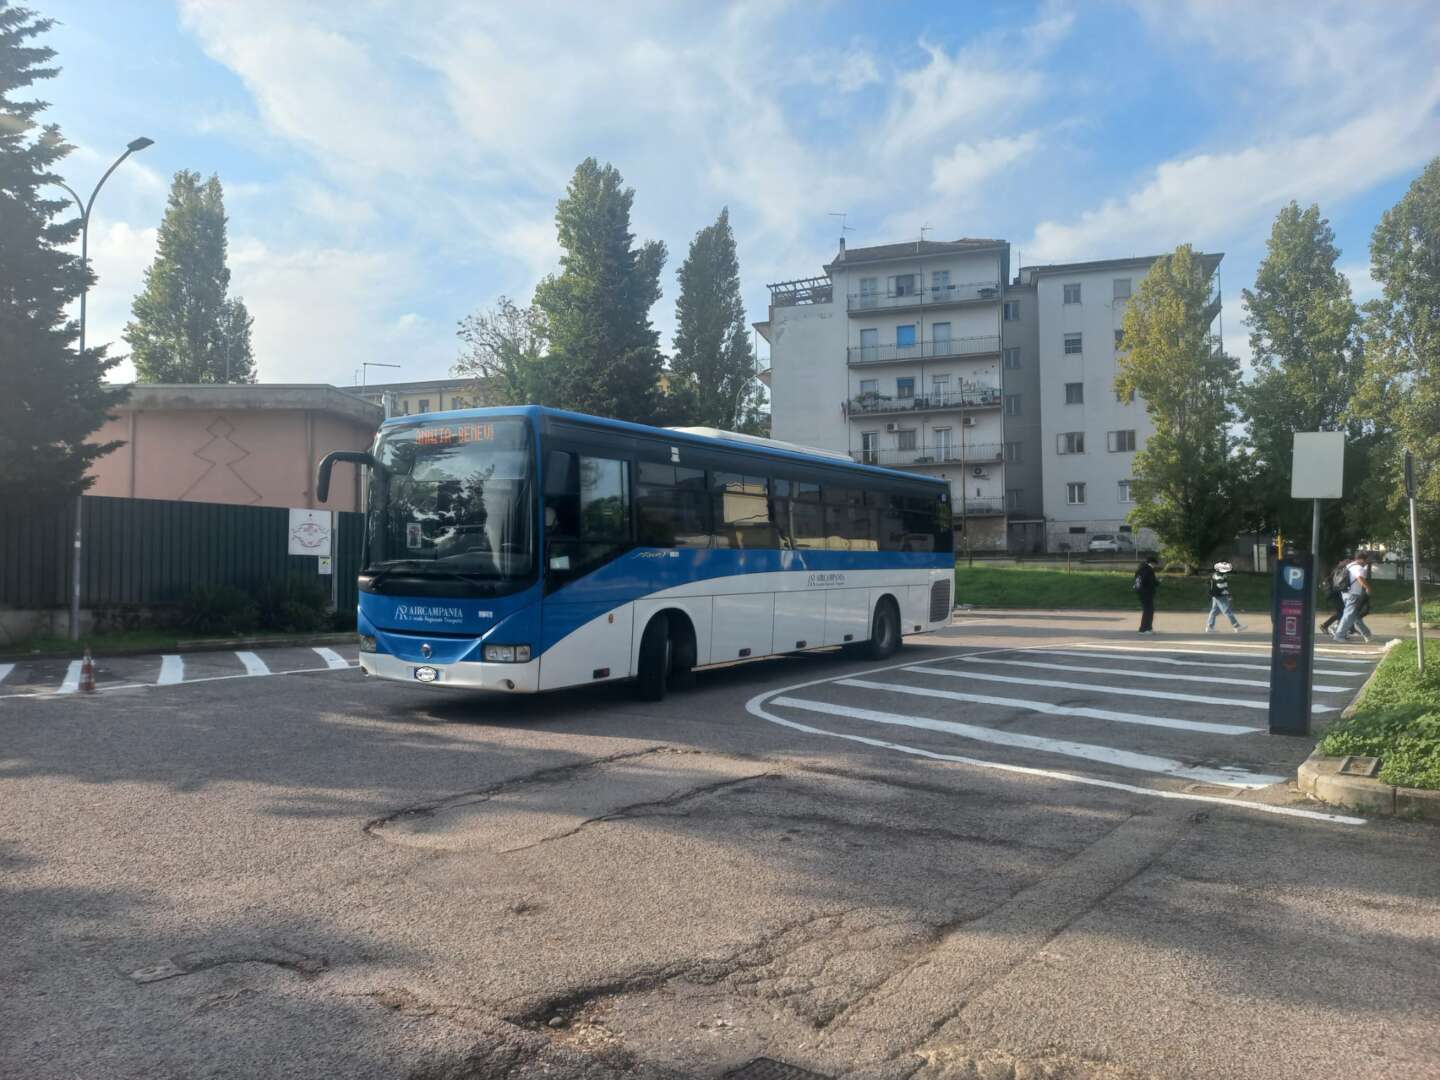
(55, 136), (155, 641)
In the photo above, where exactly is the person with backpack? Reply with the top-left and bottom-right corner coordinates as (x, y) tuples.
(1331, 552), (1372, 643)
(1319, 556), (1348, 635)
(1204, 561), (1246, 632)
(1134, 555), (1158, 633)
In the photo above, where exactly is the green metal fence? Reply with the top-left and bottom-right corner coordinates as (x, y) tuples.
(0, 496), (364, 613)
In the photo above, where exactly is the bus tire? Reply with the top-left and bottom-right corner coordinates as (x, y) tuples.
(865, 597), (901, 660)
(636, 614), (672, 702)
(668, 614), (698, 691)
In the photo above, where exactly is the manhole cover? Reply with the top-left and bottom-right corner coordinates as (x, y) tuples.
(724, 1059), (832, 1080)
(1338, 755), (1380, 778)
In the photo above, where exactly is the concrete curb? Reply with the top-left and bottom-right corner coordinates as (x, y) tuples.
(0, 632), (358, 662)
(1297, 751), (1440, 821)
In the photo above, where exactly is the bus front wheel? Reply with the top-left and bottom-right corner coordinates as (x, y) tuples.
(865, 598), (901, 660)
(636, 615), (673, 701)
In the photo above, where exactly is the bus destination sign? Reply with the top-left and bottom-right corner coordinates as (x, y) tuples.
(416, 423), (494, 447)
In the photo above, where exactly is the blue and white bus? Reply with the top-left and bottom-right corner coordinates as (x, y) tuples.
(317, 406), (954, 700)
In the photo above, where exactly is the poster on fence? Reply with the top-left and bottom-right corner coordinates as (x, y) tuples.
(288, 508), (333, 557)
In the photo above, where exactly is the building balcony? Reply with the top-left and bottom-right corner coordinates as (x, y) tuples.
(847, 280), (1001, 314)
(852, 443), (1003, 468)
(846, 386), (1002, 417)
(847, 335), (1001, 366)
(957, 497), (1007, 516)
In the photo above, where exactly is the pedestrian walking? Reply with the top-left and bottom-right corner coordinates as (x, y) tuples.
(1134, 555), (1158, 633)
(1319, 556), (1348, 634)
(1204, 561), (1246, 632)
(1354, 551), (1375, 639)
(1331, 552), (1371, 643)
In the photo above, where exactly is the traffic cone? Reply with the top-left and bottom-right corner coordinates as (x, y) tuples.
(79, 648), (96, 693)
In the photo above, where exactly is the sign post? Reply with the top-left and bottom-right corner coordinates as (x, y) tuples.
(1269, 554), (1315, 735)
(1405, 451), (1424, 674)
(288, 508), (336, 612)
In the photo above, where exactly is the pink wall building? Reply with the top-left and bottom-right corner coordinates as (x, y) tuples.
(86, 384), (383, 512)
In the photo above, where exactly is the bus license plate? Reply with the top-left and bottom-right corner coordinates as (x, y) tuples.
(414, 666), (439, 683)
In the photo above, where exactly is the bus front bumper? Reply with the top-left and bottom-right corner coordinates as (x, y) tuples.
(359, 651), (540, 692)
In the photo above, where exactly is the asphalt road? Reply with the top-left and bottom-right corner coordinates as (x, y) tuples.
(3, 611), (1437, 1080)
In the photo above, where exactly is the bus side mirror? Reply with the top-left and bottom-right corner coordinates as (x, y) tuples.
(544, 450), (574, 497)
(316, 450), (378, 503)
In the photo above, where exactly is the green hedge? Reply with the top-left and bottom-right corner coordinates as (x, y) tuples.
(1318, 642), (1440, 791)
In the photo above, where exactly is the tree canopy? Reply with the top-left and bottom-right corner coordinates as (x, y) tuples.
(0, 2), (125, 500)
(125, 170), (254, 384)
(453, 296), (548, 406)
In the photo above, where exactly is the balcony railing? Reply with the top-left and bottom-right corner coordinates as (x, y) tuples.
(847, 281), (1001, 313)
(847, 334), (1001, 365)
(852, 443), (1003, 468)
(846, 386), (1002, 416)
(956, 497), (1006, 516)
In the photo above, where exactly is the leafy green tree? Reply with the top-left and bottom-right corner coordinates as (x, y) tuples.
(125, 170), (254, 383)
(0, 3), (125, 500)
(1117, 244), (1240, 571)
(533, 159), (665, 422)
(453, 296), (549, 406)
(1356, 157), (1440, 557)
(1239, 201), (1375, 558)
(669, 207), (761, 430)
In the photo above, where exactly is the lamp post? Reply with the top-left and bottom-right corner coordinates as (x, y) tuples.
(55, 137), (155, 641)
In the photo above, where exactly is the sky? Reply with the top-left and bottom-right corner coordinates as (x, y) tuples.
(31, 0), (1440, 388)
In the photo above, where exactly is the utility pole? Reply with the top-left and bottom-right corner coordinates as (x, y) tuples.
(55, 137), (155, 642)
(1405, 451), (1425, 673)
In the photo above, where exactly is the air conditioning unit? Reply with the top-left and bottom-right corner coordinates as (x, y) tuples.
(885, 422), (899, 433)
(961, 416), (976, 427)
(971, 466), (987, 479)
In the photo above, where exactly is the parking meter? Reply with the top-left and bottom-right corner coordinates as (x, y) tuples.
(1268, 553), (1314, 735)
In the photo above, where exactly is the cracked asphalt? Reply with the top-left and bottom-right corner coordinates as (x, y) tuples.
(3, 611), (1438, 1080)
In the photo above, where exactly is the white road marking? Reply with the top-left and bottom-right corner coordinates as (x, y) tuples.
(950, 654), (1352, 694)
(236, 651), (270, 676)
(157, 655), (184, 685)
(1070, 643), (1376, 666)
(57, 661), (82, 695)
(906, 664), (1338, 713)
(746, 692), (1365, 826)
(0, 663), (13, 686)
(1160, 639), (1384, 660)
(836, 678), (1260, 735)
(772, 696), (1284, 788)
(312, 646), (350, 669)
(1033, 647), (1363, 678)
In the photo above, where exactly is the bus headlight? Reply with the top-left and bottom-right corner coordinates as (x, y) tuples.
(484, 644), (532, 663)
(359, 635), (377, 653)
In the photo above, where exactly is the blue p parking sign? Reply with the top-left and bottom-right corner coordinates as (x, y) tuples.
(1268, 554), (1315, 735)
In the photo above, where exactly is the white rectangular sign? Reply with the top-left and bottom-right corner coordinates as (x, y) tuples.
(1291, 432), (1345, 499)
(288, 508), (333, 557)
(317, 556), (333, 575)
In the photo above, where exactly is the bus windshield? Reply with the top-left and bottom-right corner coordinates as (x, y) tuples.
(367, 417), (534, 586)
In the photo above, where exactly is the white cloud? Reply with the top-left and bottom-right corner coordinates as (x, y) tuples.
(1339, 262), (1382, 305)
(82, 218), (159, 381)
(931, 132), (1041, 195)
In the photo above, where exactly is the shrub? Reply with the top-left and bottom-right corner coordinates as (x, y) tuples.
(1318, 642), (1440, 790)
(181, 585), (260, 636)
(255, 576), (331, 633)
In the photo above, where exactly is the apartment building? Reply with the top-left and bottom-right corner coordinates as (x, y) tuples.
(759, 238), (1012, 551)
(343, 378), (482, 417)
(1018, 253), (1222, 553)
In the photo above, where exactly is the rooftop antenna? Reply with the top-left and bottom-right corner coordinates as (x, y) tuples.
(918, 223), (932, 251)
(827, 211), (853, 248)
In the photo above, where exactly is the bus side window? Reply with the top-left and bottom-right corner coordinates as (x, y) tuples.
(789, 481), (824, 549)
(545, 453), (631, 588)
(636, 462), (710, 548)
(713, 472), (779, 550)
(823, 486), (859, 551)
(876, 490), (907, 552)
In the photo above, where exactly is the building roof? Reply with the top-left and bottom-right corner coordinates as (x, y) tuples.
(342, 377), (473, 395)
(112, 383), (383, 426)
(1019, 251), (1223, 284)
(827, 237), (1007, 269)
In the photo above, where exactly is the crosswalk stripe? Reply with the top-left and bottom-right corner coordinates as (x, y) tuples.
(312, 646), (350, 669)
(1024, 647), (1363, 678)
(0, 663), (13, 686)
(771, 695), (1283, 788)
(906, 664), (1338, 713)
(1160, 639), (1382, 660)
(157, 654), (184, 685)
(836, 677), (1261, 735)
(235, 651), (270, 676)
(1068, 643), (1375, 666)
(954, 655), (1353, 694)
(57, 660), (81, 694)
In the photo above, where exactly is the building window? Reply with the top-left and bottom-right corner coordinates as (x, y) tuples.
(1006, 489), (1022, 511)
(931, 374), (950, 396)
(1114, 328), (1124, 349)
(861, 431), (878, 465)
(859, 327), (878, 360)
(1065, 382), (1084, 405)
(931, 270), (950, 292)
(1118, 479), (1134, 503)
(1064, 333), (1082, 355)
(1003, 346), (1021, 369)
(1063, 283), (1082, 304)
(859, 277), (878, 306)
(931, 321), (951, 353)
(1107, 429), (1137, 452)
(896, 377), (915, 399)
(1113, 278), (1132, 300)
(897, 429), (917, 451)
(1067, 482), (1087, 505)
(1069, 526), (1087, 535)
(1004, 441), (1023, 463)
(896, 324), (917, 348)
(417, 398), (430, 413)
(891, 273), (917, 297)
(1004, 394), (1021, 416)
(1114, 382), (1136, 404)
(1003, 301), (1020, 321)
(859, 378), (879, 396)
(401, 401), (411, 415)
(1057, 432), (1085, 455)
(933, 427), (953, 460)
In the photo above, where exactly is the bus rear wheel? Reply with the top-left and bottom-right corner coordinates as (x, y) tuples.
(636, 614), (673, 701)
(865, 598), (901, 660)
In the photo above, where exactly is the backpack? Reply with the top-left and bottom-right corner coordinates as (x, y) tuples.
(1132, 572), (1143, 593)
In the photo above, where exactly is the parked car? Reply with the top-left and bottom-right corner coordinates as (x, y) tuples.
(1087, 534), (1133, 554)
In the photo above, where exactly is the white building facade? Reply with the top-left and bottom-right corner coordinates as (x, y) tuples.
(760, 239), (1011, 551)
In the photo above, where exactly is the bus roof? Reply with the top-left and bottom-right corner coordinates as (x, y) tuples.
(380, 404), (948, 488)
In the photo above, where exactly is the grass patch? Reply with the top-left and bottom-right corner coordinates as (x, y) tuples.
(1318, 642), (1440, 791)
(954, 563), (1436, 614)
